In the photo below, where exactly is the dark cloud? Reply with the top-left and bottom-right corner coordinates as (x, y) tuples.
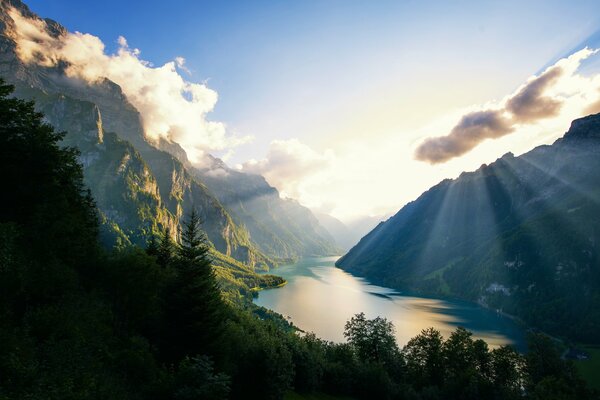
(505, 67), (563, 122)
(415, 110), (514, 164)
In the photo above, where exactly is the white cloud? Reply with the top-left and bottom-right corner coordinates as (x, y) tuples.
(8, 7), (249, 164)
(9, 7), (600, 223)
(415, 48), (599, 164)
(241, 139), (334, 199)
(241, 48), (600, 222)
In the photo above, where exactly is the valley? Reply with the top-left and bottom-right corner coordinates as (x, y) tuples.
(1, 0), (600, 399)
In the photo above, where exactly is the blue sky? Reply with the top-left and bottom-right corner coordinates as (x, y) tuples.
(25, 1), (600, 156)
(20, 0), (600, 220)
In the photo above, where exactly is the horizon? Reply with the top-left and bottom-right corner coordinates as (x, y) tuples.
(18, 0), (600, 223)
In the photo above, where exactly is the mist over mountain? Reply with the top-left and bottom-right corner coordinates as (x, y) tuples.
(337, 114), (600, 342)
(0, 0), (338, 267)
(314, 212), (383, 251)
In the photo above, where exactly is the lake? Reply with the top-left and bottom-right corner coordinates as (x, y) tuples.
(255, 257), (527, 351)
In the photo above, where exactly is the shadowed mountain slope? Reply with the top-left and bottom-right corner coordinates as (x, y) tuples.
(338, 114), (600, 342)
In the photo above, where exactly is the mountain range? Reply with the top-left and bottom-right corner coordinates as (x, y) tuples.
(0, 0), (340, 272)
(337, 114), (600, 342)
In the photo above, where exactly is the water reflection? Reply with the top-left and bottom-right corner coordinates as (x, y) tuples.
(255, 257), (526, 351)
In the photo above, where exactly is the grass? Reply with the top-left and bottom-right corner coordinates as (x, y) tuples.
(575, 345), (600, 391)
(284, 392), (355, 400)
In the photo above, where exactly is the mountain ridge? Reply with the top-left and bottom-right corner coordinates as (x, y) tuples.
(0, 0), (338, 266)
(337, 113), (600, 342)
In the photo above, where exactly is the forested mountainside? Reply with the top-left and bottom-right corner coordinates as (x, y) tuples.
(0, 0), (338, 266)
(338, 113), (600, 343)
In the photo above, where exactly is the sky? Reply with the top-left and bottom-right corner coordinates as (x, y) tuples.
(18, 0), (600, 223)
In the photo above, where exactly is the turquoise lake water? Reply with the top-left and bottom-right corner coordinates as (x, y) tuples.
(254, 257), (526, 350)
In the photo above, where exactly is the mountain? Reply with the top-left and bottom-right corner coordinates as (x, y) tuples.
(0, 0), (337, 267)
(337, 114), (600, 343)
(345, 214), (385, 238)
(195, 158), (340, 261)
(314, 212), (385, 251)
(314, 212), (356, 251)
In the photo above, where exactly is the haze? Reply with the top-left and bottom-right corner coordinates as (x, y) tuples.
(23, 0), (600, 223)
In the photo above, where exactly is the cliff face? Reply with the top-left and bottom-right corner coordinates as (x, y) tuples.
(0, 0), (339, 267)
(0, 1), (272, 267)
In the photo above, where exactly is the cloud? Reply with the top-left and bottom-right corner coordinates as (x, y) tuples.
(240, 139), (334, 199)
(415, 48), (597, 164)
(7, 7), (249, 164)
(584, 99), (600, 115)
(505, 67), (563, 122)
(583, 88), (600, 115)
(414, 110), (513, 163)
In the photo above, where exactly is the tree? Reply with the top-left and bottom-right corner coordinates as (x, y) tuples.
(525, 333), (595, 400)
(442, 327), (491, 399)
(525, 333), (564, 387)
(157, 227), (175, 268)
(0, 78), (98, 268)
(403, 327), (445, 388)
(163, 209), (225, 361)
(490, 345), (524, 399)
(344, 312), (400, 365)
(146, 234), (159, 257)
(174, 356), (231, 400)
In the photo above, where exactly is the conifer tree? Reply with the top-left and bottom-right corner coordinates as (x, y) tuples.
(146, 234), (159, 257)
(0, 78), (98, 268)
(163, 209), (225, 361)
(157, 227), (174, 268)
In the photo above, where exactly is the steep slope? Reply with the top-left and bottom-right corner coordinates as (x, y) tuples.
(314, 211), (365, 251)
(195, 157), (340, 261)
(337, 114), (600, 342)
(12, 89), (176, 247)
(0, 0), (337, 265)
(0, 1), (274, 266)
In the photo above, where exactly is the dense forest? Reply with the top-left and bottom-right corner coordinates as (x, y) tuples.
(1, 80), (597, 400)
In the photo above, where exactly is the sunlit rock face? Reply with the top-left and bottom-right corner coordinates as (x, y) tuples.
(337, 113), (600, 343)
(0, 1), (338, 265)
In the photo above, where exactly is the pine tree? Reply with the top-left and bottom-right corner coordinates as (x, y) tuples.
(146, 234), (159, 257)
(163, 209), (225, 361)
(157, 227), (174, 268)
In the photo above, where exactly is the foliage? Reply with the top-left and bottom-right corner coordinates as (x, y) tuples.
(174, 356), (231, 400)
(575, 345), (600, 391)
(163, 209), (226, 361)
(344, 312), (400, 366)
(0, 82), (597, 400)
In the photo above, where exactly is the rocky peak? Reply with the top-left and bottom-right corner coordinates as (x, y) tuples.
(0, 0), (33, 19)
(0, 0), (65, 43)
(562, 112), (600, 143)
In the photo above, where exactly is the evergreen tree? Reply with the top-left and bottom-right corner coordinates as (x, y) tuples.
(163, 209), (225, 362)
(0, 78), (98, 267)
(146, 234), (159, 258)
(157, 227), (174, 268)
